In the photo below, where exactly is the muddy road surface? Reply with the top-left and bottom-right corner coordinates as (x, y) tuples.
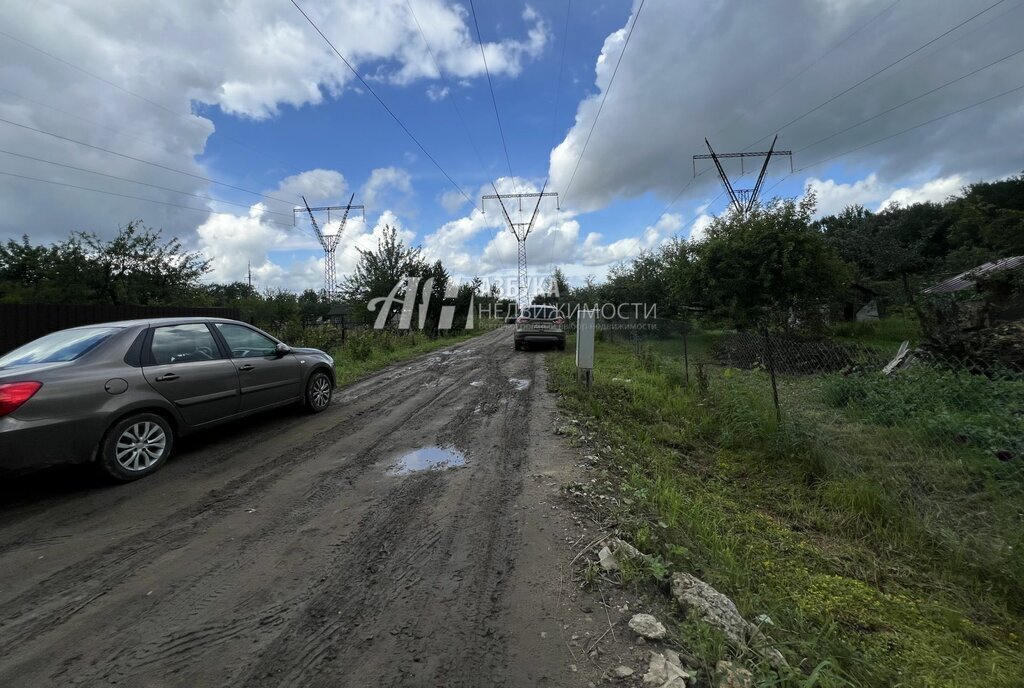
(0, 328), (587, 687)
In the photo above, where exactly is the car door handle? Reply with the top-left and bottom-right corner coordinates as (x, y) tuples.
(155, 373), (179, 382)
(238, 364), (255, 371)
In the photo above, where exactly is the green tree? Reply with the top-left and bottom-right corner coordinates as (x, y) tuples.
(76, 221), (209, 305)
(691, 194), (850, 330)
(0, 222), (208, 305)
(341, 224), (429, 326)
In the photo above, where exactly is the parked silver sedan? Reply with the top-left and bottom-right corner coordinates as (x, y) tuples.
(0, 317), (336, 481)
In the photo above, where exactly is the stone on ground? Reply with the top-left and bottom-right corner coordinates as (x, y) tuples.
(611, 665), (634, 679)
(715, 660), (754, 688)
(643, 650), (694, 687)
(628, 613), (667, 640)
(670, 573), (787, 669)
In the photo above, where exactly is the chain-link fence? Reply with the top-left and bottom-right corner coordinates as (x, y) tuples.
(613, 320), (1023, 592)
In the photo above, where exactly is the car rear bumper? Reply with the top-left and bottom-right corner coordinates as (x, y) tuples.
(0, 416), (95, 470)
(515, 332), (566, 344)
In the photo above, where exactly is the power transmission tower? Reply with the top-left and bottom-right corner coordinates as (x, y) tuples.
(693, 135), (792, 214)
(293, 193), (364, 301)
(481, 181), (559, 310)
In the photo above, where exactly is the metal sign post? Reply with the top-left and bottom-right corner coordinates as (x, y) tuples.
(576, 309), (596, 389)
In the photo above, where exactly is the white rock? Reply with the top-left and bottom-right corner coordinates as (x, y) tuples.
(605, 537), (644, 560)
(671, 573), (787, 670)
(715, 660), (754, 688)
(643, 650), (694, 687)
(628, 613), (667, 640)
(598, 546), (619, 571)
(611, 665), (634, 679)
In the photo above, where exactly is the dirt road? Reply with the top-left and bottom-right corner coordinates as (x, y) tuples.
(0, 328), (592, 687)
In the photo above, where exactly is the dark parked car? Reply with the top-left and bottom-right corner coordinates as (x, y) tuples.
(514, 305), (566, 351)
(0, 317), (336, 480)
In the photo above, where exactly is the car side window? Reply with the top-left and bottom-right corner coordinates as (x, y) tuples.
(215, 324), (277, 359)
(150, 324), (222, 365)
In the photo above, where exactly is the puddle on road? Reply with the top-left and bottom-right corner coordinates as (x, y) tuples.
(386, 446), (466, 476)
(508, 378), (531, 391)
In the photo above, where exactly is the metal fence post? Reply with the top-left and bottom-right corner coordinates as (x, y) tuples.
(762, 327), (781, 423)
(683, 322), (690, 387)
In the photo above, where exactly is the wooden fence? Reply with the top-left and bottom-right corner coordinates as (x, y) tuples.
(0, 304), (241, 354)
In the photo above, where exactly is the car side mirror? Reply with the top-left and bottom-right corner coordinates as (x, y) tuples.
(275, 342), (291, 357)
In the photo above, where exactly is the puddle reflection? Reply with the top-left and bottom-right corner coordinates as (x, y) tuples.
(386, 446), (466, 475)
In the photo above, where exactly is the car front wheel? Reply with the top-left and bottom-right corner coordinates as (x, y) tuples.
(98, 412), (174, 481)
(305, 370), (333, 413)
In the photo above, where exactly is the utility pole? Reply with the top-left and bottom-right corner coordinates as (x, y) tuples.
(693, 135), (792, 214)
(293, 193), (365, 301)
(247, 261), (252, 290)
(481, 181), (559, 310)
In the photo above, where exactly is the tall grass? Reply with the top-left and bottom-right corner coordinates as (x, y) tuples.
(548, 339), (1024, 687)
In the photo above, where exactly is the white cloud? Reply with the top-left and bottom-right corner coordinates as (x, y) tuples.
(0, 0), (547, 245)
(426, 85), (450, 101)
(196, 203), (321, 288)
(361, 166), (413, 212)
(274, 169), (347, 205)
(806, 173), (967, 216)
(878, 175), (965, 209)
(195, 198), (415, 292)
(579, 212), (678, 265)
(423, 207), (494, 274)
(687, 213), (713, 243)
(438, 187), (469, 213)
(549, 0), (1024, 212)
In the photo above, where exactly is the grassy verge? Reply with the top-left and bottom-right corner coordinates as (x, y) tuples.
(548, 336), (1023, 687)
(331, 323), (496, 386)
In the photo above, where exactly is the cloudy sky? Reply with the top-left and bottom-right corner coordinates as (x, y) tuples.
(2, 0), (1022, 293)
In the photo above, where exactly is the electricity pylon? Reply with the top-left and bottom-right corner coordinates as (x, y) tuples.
(293, 193), (364, 301)
(693, 135), (792, 214)
(481, 180), (559, 310)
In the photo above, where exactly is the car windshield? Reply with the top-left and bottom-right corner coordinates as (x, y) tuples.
(0, 327), (120, 368)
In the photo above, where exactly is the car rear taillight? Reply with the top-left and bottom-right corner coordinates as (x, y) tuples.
(516, 317), (529, 324)
(0, 381), (42, 417)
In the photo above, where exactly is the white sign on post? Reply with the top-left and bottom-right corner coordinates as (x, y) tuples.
(576, 309), (596, 388)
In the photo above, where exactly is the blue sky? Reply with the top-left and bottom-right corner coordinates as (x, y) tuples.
(2, 0), (1023, 295)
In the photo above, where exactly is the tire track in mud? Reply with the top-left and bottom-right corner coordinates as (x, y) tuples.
(241, 339), (538, 687)
(0, 328), (568, 687)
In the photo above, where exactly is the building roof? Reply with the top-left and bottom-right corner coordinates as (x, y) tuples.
(923, 255), (1024, 294)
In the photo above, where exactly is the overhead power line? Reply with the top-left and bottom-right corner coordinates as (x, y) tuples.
(289, 0), (473, 204)
(657, 0), (1017, 222)
(561, 0), (646, 206)
(0, 170), (298, 229)
(550, 0), (573, 149)
(745, 0), (1008, 149)
(796, 44), (1024, 154)
(0, 30), (297, 172)
(0, 116), (298, 208)
(0, 148), (297, 220)
(711, 0), (904, 141)
(405, 0), (488, 174)
(757, 80), (1019, 200)
(795, 80), (1024, 173)
(468, 0), (518, 194)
